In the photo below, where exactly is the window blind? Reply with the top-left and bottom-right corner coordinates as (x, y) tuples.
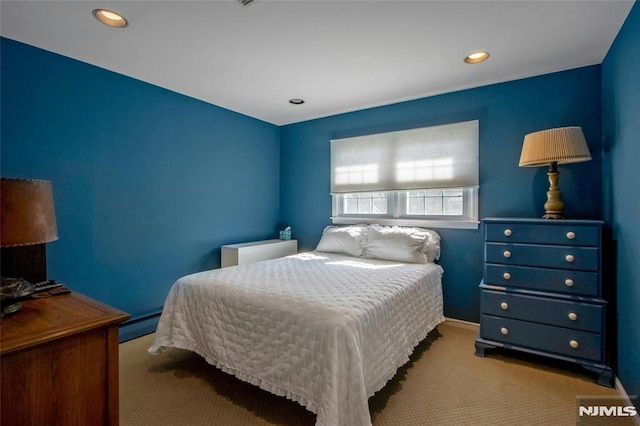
(330, 120), (479, 194)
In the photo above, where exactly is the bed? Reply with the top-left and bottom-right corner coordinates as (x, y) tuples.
(149, 225), (444, 426)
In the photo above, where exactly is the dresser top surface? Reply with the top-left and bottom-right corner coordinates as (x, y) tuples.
(0, 291), (130, 355)
(483, 217), (604, 226)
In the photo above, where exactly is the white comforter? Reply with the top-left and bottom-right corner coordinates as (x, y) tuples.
(149, 252), (444, 426)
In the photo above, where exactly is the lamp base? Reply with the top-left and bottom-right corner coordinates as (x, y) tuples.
(1, 277), (36, 318)
(0, 244), (47, 283)
(1, 301), (23, 318)
(542, 213), (565, 220)
(543, 163), (565, 220)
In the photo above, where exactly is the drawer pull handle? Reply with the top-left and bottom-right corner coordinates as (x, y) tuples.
(565, 254), (575, 263)
(504, 229), (512, 237)
(500, 302), (509, 310)
(565, 278), (574, 287)
(569, 340), (579, 349)
(568, 312), (578, 321)
(503, 272), (511, 280)
(503, 251), (512, 258)
(500, 327), (509, 335)
(566, 231), (576, 240)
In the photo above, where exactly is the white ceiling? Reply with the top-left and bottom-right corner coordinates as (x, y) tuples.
(0, 0), (634, 125)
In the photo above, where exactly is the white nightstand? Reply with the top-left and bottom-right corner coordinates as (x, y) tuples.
(221, 239), (298, 267)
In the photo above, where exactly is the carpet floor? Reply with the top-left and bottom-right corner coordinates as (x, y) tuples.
(119, 321), (626, 425)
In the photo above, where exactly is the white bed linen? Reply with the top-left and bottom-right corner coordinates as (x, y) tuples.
(149, 252), (444, 426)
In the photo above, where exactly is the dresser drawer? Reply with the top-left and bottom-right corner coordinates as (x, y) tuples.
(480, 289), (604, 332)
(485, 243), (599, 271)
(484, 222), (600, 246)
(484, 264), (600, 297)
(480, 315), (603, 362)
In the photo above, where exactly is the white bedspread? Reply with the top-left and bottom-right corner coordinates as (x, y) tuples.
(149, 252), (444, 426)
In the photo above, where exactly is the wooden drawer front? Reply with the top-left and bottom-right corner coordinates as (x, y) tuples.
(1, 330), (109, 426)
(485, 222), (600, 246)
(481, 290), (604, 333)
(480, 315), (603, 362)
(485, 243), (599, 271)
(484, 264), (600, 297)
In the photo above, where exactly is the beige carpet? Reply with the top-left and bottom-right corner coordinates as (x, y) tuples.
(119, 321), (626, 425)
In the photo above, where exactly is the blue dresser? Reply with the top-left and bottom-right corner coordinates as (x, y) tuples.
(474, 217), (613, 386)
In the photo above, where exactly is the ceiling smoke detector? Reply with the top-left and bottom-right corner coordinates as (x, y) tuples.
(236, 0), (258, 7)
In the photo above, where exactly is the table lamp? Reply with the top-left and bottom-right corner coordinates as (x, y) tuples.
(1, 178), (58, 315)
(519, 126), (592, 219)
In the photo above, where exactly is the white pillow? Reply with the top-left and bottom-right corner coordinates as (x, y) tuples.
(315, 225), (367, 257)
(363, 225), (429, 264)
(420, 228), (441, 262)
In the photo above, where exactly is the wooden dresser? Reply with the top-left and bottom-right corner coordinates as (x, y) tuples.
(0, 291), (130, 425)
(474, 218), (612, 386)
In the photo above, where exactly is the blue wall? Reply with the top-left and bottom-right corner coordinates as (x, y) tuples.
(1, 38), (280, 329)
(602, 1), (640, 406)
(280, 67), (603, 322)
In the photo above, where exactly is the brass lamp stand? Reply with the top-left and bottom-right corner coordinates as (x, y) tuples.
(543, 161), (564, 219)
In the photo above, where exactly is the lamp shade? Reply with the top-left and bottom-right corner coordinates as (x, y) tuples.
(1, 178), (58, 247)
(519, 126), (592, 167)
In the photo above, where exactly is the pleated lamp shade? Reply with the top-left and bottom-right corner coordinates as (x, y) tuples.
(1, 178), (58, 247)
(519, 126), (592, 167)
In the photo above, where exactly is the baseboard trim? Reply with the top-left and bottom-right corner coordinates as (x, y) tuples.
(615, 377), (640, 425)
(119, 312), (161, 342)
(444, 317), (479, 331)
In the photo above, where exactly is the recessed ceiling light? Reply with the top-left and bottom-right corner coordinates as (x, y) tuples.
(464, 51), (490, 64)
(289, 99), (305, 105)
(93, 9), (128, 28)
(237, 0), (258, 7)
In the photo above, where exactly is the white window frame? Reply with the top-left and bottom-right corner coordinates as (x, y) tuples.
(332, 188), (478, 229)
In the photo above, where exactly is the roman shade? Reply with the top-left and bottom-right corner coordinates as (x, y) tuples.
(331, 120), (479, 194)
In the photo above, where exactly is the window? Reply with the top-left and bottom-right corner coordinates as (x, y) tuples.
(343, 192), (388, 215)
(330, 120), (479, 229)
(405, 189), (463, 216)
